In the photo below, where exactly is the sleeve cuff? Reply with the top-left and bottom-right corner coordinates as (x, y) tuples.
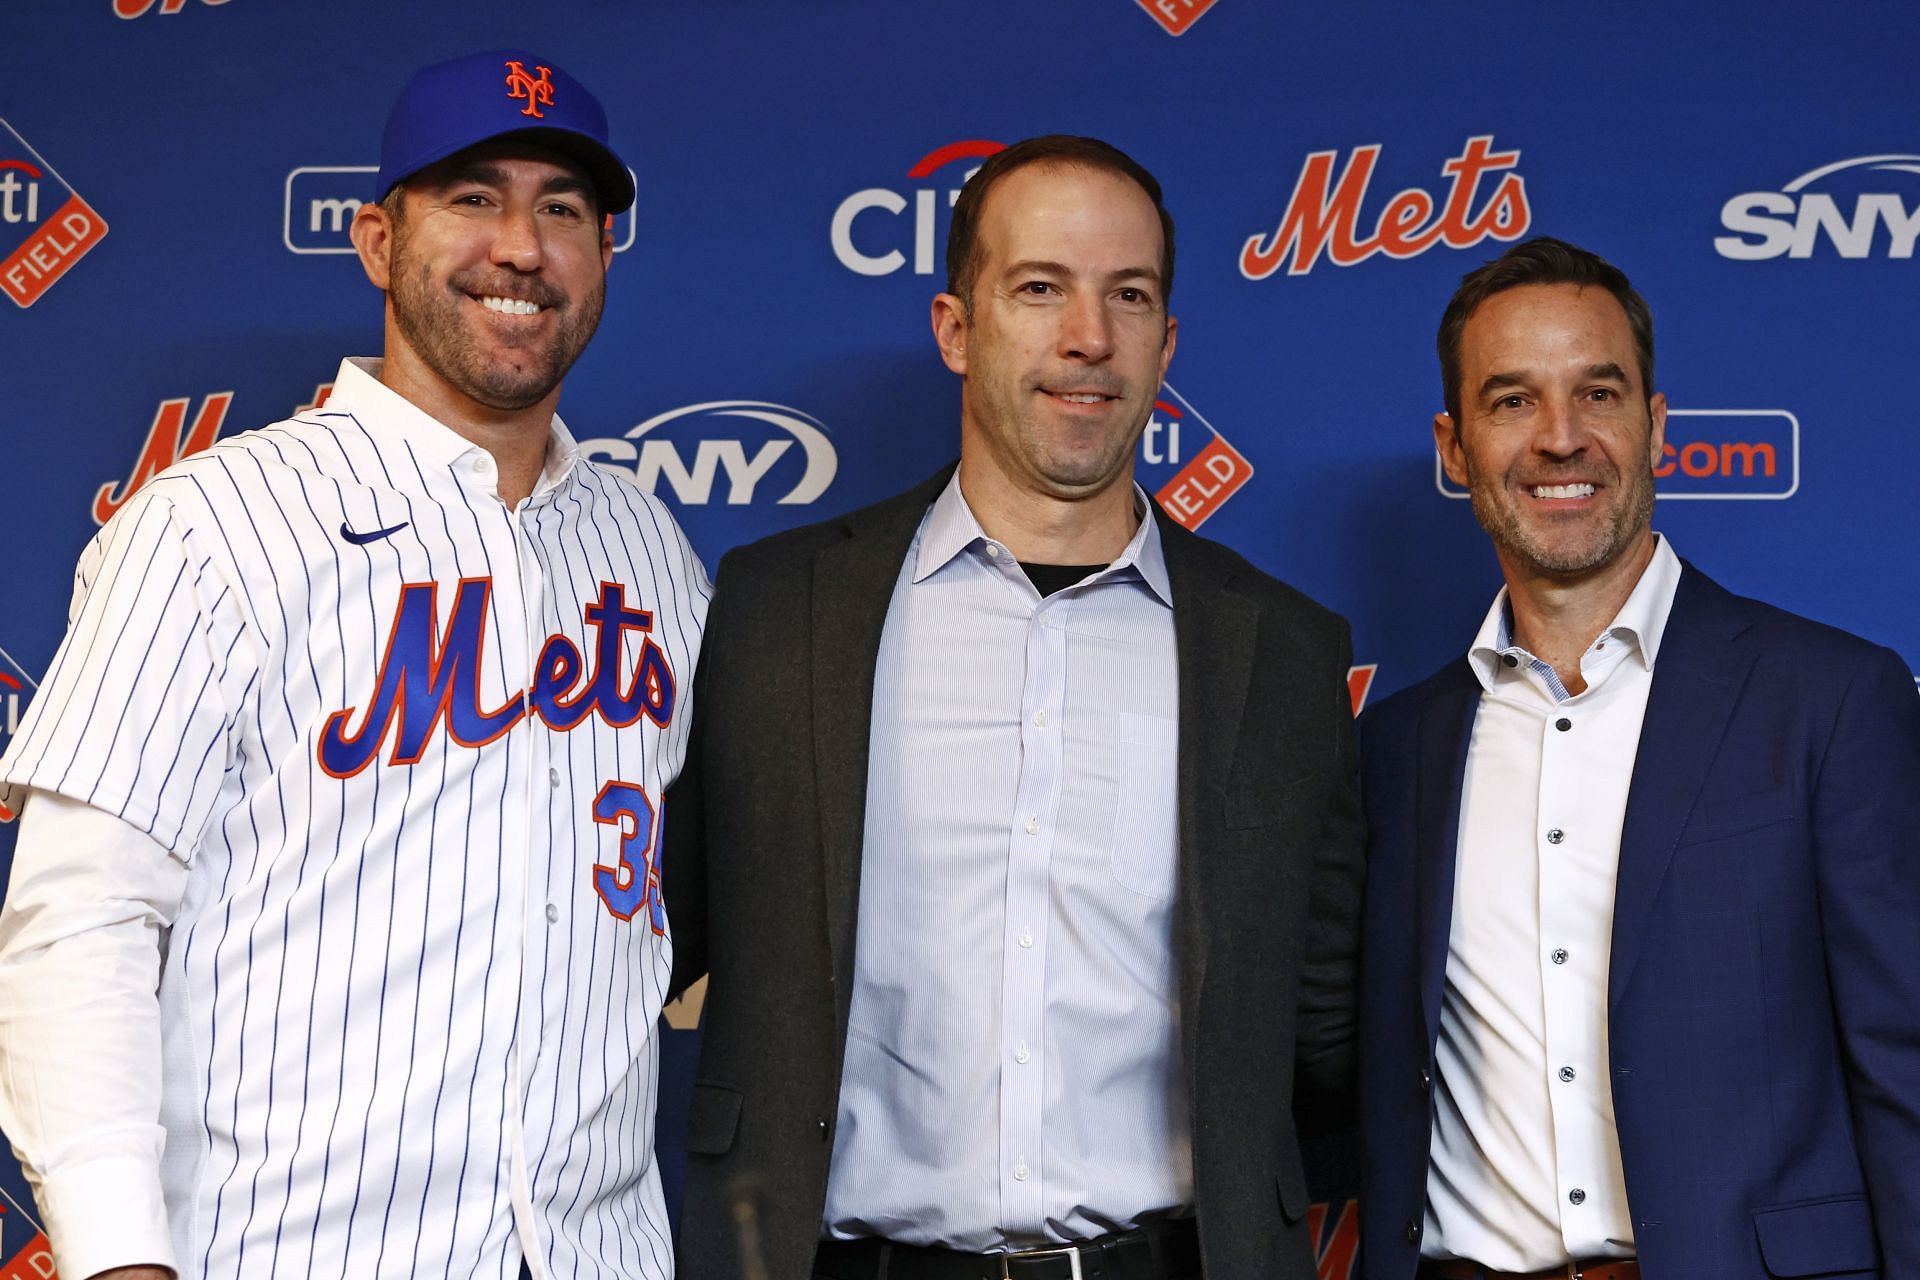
(38, 1153), (177, 1280)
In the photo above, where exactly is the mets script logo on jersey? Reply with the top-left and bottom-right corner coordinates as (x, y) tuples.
(832, 139), (1006, 277)
(284, 165), (638, 255)
(1716, 154), (1920, 260)
(582, 400), (838, 506)
(1, 119), (110, 309)
(1135, 0), (1219, 35)
(1240, 136), (1529, 279)
(505, 60), (555, 118)
(319, 578), (676, 780)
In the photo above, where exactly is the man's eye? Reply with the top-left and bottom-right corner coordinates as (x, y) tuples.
(1589, 387), (1615, 401)
(1116, 287), (1147, 304)
(545, 202), (584, 218)
(1496, 394), (1526, 410)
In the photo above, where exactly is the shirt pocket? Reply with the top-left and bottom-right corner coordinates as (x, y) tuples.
(1111, 711), (1179, 900)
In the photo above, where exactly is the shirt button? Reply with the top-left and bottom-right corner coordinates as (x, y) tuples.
(1559, 1066), (1577, 1082)
(1014, 1160), (1029, 1182)
(548, 767), (561, 788)
(1025, 818), (1039, 835)
(1551, 948), (1569, 965)
(1501, 654), (1520, 668)
(1032, 711), (1046, 727)
(1546, 828), (1565, 845)
(1018, 930), (1034, 949)
(1569, 1189), (1587, 1206)
(1015, 1043), (1031, 1065)
(985, 543), (1002, 559)
(545, 903), (559, 924)
(1556, 717), (1572, 732)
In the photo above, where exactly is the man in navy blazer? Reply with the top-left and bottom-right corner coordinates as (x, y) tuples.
(1358, 237), (1920, 1280)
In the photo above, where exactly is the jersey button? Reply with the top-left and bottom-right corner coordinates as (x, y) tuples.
(549, 768), (560, 788)
(545, 903), (559, 924)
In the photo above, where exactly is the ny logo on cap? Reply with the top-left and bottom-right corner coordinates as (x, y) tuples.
(504, 60), (555, 119)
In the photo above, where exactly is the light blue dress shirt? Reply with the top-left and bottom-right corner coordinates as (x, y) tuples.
(822, 473), (1192, 1249)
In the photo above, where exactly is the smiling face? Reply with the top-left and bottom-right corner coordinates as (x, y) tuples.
(354, 141), (613, 417)
(932, 162), (1176, 509)
(1436, 282), (1666, 586)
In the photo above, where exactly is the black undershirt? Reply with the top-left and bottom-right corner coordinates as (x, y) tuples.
(1020, 562), (1108, 597)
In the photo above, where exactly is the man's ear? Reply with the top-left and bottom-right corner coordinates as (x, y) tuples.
(931, 291), (969, 376)
(1434, 411), (1469, 489)
(350, 200), (395, 291)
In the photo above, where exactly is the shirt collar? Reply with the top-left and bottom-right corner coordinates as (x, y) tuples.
(323, 358), (580, 495)
(1466, 534), (1684, 694)
(912, 469), (1174, 607)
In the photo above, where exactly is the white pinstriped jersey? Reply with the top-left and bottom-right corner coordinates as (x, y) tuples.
(0, 358), (707, 1279)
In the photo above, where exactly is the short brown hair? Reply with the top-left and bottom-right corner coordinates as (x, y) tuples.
(945, 135), (1175, 314)
(1437, 236), (1655, 423)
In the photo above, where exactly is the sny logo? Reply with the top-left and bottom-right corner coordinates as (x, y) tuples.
(505, 60), (555, 119)
(1716, 154), (1920, 260)
(1241, 136), (1528, 279)
(1435, 409), (1800, 501)
(0, 119), (110, 308)
(833, 140), (1006, 277)
(583, 400), (838, 506)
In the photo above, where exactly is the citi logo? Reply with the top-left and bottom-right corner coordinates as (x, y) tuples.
(284, 166), (639, 256)
(0, 162), (41, 225)
(1434, 409), (1800, 501)
(1241, 136), (1529, 279)
(831, 140), (1005, 277)
(1716, 155), (1920, 260)
(115, 0), (228, 14)
(582, 401), (838, 506)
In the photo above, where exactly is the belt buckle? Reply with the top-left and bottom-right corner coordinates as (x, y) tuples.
(1000, 1242), (1085, 1280)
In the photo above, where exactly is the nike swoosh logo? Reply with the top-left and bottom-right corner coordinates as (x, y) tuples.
(340, 520), (410, 545)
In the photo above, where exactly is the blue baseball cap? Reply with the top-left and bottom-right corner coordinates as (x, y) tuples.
(376, 50), (635, 214)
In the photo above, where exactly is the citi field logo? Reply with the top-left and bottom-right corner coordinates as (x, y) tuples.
(0, 645), (39, 818)
(582, 401), (838, 506)
(1241, 136), (1529, 279)
(1135, 0), (1220, 36)
(831, 140), (1005, 277)
(1716, 155), (1920, 260)
(1, 119), (110, 308)
(1434, 409), (1800, 501)
(1139, 382), (1254, 531)
(283, 165), (639, 255)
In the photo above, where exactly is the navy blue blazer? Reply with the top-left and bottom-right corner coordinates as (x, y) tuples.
(1356, 562), (1920, 1280)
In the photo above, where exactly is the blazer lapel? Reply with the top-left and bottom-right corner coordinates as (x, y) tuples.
(809, 468), (954, 1029)
(1609, 565), (1756, 1009)
(1415, 663), (1480, 1048)
(1159, 516), (1257, 1084)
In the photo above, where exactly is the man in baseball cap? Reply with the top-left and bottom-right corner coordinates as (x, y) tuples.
(0, 49), (702, 1280)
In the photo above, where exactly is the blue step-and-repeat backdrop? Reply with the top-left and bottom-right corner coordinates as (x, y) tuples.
(5, 1), (1918, 1273)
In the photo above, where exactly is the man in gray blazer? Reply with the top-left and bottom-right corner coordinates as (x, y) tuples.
(665, 135), (1363, 1280)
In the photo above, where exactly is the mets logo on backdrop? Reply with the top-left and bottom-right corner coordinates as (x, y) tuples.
(1241, 136), (1529, 279)
(1716, 154), (1920, 260)
(0, 119), (110, 308)
(505, 60), (555, 118)
(114, 0), (229, 16)
(1135, 0), (1220, 36)
(832, 139), (1006, 277)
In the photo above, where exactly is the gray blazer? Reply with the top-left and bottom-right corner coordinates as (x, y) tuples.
(664, 466), (1364, 1280)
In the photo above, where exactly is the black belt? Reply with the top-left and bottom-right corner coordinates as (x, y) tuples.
(815, 1218), (1200, 1280)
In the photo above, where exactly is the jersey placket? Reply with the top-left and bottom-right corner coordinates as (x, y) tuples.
(996, 583), (1069, 1236)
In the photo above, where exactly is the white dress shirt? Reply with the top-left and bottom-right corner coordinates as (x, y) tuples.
(0, 359), (708, 1280)
(823, 472), (1192, 1248)
(1425, 536), (1682, 1269)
